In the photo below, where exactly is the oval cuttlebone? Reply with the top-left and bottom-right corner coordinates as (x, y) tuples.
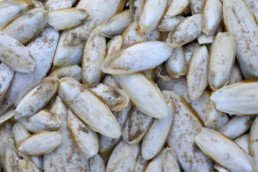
(211, 82), (258, 115)
(163, 90), (213, 172)
(158, 16), (185, 32)
(48, 8), (88, 30)
(89, 154), (106, 172)
(202, 0), (222, 35)
(44, 96), (90, 171)
(220, 116), (254, 140)
(250, 116), (258, 169)
(102, 41), (173, 75)
(0, 63), (14, 102)
(115, 73), (169, 119)
(91, 83), (129, 112)
(0, 1), (30, 30)
(208, 32), (235, 90)
(107, 35), (123, 55)
(0, 142), (40, 172)
(49, 65), (82, 81)
(18, 131), (62, 156)
(164, 0), (189, 18)
(58, 77), (121, 138)
(165, 46), (186, 78)
(2, 8), (48, 45)
(122, 107), (152, 144)
(52, 0), (124, 68)
(141, 101), (174, 160)
(0, 32), (35, 73)
(167, 14), (202, 47)
(0, 27), (59, 115)
(18, 109), (62, 133)
(81, 27), (106, 86)
(106, 141), (139, 172)
(68, 109), (99, 158)
(122, 20), (160, 46)
(187, 45), (209, 100)
(14, 77), (59, 119)
(223, 0), (258, 80)
(162, 148), (181, 172)
(12, 123), (43, 169)
(139, 0), (168, 31)
(100, 10), (133, 38)
(195, 127), (255, 172)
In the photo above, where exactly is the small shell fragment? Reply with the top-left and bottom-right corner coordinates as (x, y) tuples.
(12, 123), (30, 144)
(195, 127), (255, 172)
(250, 116), (258, 169)
(48, 8), (88, 30)
(106, 141), (138, 172)
(202, 0), (222, 35)
(102, 41), (173, 75)
(0, 63), (14, 101)
(162, 148), (181, 172)
(211, 82), (258, 115)
(18, 109), (62, 133)
(18, 131), (62, 156)
(122, 20), (160, 46)
(89, 154), (106, 172)
(208, 32), (235, 90)
(164, 0), (189, 18)
(144, 148), (165, 172)
(14, 77), (58, 119)
(115, 73), (169, 119)
(0, 32), (35, 73)
(235, 134), (249, 153)
(139, 0), (168, 31)
(100, 10), (133, 38)
(91, 83), (129, 112)
(228, 64), (243, 85)
(220, 116), (254, 139)
(122, 107), (152, 144)
(158, 16), (184, 32)
(187, 45), (209, 100)
(189, 0), (205, 14)
(167, 14), (202, 47)
(49, 65), (82, 81)
(68, 109), (99, 158)
(165, 46), (186, 78)
(107, 35), (123, 55)
(223, 0), (258, 79)
(81, 27), (106, 86)
(141, 101), (174, 160)
(197, 34), (214, 44)
(2, 8), (48, 45)
(0, 1), (30, 30)
(58, 77), (121, 138)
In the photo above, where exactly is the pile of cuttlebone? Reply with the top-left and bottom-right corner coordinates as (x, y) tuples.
(0, 0), (257, 171)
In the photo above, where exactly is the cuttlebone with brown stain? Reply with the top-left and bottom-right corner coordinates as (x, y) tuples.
(102, 41), (173, 75)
